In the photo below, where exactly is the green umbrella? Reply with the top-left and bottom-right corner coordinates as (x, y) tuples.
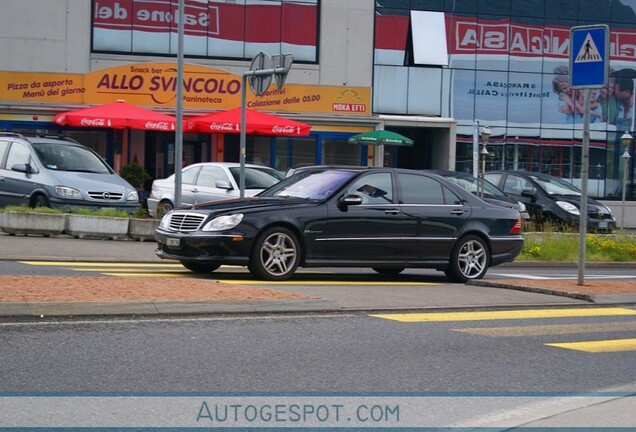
(348, 129), (414, 146)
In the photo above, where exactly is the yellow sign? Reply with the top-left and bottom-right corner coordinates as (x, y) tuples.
(1, 63), (371, 115)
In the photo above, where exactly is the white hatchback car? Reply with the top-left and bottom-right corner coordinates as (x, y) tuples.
(147, 162), (284, 217)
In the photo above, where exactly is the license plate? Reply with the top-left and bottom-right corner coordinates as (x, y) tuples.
(598, 221), (609, 229)
(166, 237), (180, 247)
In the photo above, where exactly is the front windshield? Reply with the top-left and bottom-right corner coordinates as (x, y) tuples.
(259, 170), (357, 200)
(33, 143), (112, 174)
(446, 175), (507, 198)
(229, 167), (284, 189)
(532, 176), (581, 196)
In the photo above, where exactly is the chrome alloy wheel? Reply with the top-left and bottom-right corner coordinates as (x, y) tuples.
(457, 238), (487, 279)
(249, 227), (301, 280)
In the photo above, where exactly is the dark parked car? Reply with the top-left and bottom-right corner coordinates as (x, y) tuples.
(428, 170), (530, 221)
(155, 167), (524, 282)
(484, 171), (616, 231)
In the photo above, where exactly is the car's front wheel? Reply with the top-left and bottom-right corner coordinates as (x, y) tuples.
(248, 226), (300, 281)
(31, 194), (50, 208)
(181, 261), (221, 273)
(444, 234), (490, 283)
(157, 200), (174, 217)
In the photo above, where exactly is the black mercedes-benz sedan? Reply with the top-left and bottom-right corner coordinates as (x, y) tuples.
(155, 167), (524, 282)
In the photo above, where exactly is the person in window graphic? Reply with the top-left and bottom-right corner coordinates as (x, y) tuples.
(383, 151), (393, 167)
(597, 77), (619, 124)
(614, 77), (634, 128)
(552, 66), (576, 122)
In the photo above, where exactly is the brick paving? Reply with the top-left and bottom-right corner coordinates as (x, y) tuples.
(0, 276), (313, 302)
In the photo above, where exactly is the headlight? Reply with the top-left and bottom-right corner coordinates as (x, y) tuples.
(127, 190), (139, 201)
(517, 201), (527, 212)
(556, 201), (580, 215)
(159, 214), (171, 230)
(202, 214), (244, 232)
(54, 186), (82, 200)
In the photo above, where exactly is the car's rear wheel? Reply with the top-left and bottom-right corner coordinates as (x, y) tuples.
(31, 194), (50, 208)
(444, 234), (490, 283)
(248, 227), (300, 281)
(157, 200), (174, 217)
(372, 267), (405, 275)
(181, 261), (221, 273)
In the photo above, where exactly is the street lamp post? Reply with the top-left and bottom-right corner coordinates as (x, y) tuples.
(479, 126), (491, 198)
(620, 131), (632, 231)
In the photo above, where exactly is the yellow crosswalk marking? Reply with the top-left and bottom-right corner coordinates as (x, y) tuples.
(18, 261), (441, 286)
(545, 338), (636, 352)
(100, 273), (434, 285)
(75, 268), (189, 273)
(455, 322), (636, 337)
(19, 261), (183, 268)
(371, 308), (636, 322)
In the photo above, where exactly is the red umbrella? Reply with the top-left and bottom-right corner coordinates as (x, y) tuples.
(185, 107), (311, 136)
(53, 100), (176, 131)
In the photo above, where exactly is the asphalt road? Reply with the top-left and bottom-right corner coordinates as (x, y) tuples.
(1, 310), (635, 428)
(2, 310), (635, 392)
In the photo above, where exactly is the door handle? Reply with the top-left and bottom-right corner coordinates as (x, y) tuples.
(451, 209), (465, 215)
(384, 209), (400, 215)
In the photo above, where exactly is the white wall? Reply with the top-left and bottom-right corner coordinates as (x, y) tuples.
(0, 0), (90, 73)
(601, 201), (636, 229)
(318, 0), (374, 87)
(0, 0), (375, 89)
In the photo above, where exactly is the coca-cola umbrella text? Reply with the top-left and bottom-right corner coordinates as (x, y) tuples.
(53, 100), (176, 131)
(184, 107), (310, 136)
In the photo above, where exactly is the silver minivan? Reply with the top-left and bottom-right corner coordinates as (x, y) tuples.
(0, 133), (139, 212)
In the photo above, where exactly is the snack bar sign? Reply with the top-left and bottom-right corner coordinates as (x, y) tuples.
(0, 63), (370, 115)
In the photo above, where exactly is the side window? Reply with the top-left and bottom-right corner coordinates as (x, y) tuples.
(503, 175), (534, 195)
(398, 173), (445, 204)
(484, 173), (501, 186)
(519, 177), (536, 194)
(181, 166), (199, 185)
(503, 175), (523, 194)
(0, 141), (9, 168)
(443, 186), (463, 205)
(346, 172), (393, 204)
(5, 142), (31, 170)
(197, 165), (230, 188)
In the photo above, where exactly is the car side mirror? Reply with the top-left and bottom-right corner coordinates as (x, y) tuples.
(11, 163), (34, 175)
(338, 194), (363, 209)
(215, 180), (233, 190)
(521, 188), (537, 200)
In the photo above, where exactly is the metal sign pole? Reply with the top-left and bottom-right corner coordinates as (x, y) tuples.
(238, 52), (293, 198)
(240, 74), (247, 199)
(570, 25), (609, 286)
(577, 88), (591, 285)
(173, 0), (185, 208)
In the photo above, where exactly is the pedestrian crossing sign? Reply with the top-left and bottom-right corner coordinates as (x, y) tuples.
(570, 25), (609, 89)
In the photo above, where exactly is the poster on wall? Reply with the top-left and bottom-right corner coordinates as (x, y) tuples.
(373, 11), (636, 137)
(92, 0), (318, 62)
(447, 16), (636, 136)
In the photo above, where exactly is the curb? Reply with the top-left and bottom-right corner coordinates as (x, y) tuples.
(468, 280), (636, 305)
(0, 299), (341, 318)
(467, 280), (594, 302)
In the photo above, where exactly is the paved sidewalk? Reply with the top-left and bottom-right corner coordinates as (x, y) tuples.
(1, 233), (635, 317)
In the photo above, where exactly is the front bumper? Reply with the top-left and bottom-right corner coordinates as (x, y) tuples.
(146, 197), (159, 217)
(154, 229), (251, 265)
